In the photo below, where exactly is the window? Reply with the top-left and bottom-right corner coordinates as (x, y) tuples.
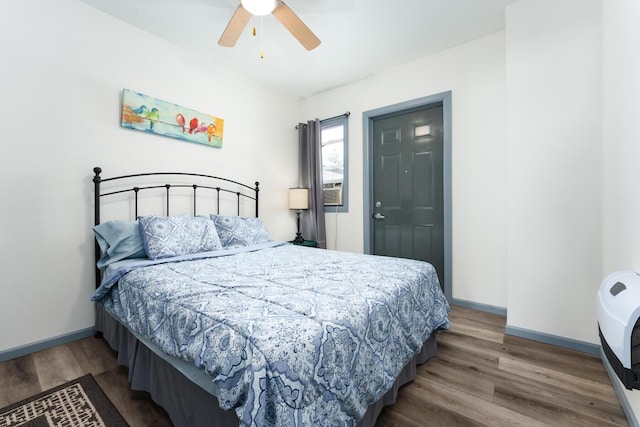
(321, 115), (348, 212)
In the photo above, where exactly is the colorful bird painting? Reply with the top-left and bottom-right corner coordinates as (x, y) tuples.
(148, 108), (159, 130)
(120, 89), (224, 148)
(194, 122), (208, 134)
(176, 113), (186, 133)
(132, 105), (150, 119)
(189, 117), (198, 134)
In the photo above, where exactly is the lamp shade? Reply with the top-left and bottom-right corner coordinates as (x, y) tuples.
(288, 188), (309, 210)
(240, 0), (276, 16)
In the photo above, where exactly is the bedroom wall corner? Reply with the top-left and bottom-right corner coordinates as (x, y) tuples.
(505, 0), (603, 344)
(0, 0), (299, 354)
(602, 0), (640, 421)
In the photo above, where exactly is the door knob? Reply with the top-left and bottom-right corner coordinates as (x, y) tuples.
(373, 212), (386, 220)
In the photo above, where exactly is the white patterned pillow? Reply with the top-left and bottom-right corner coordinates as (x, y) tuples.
(138, 215), (222, 260)
(210, 215), (272, 249)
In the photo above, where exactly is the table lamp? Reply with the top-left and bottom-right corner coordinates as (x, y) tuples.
(288, 188), (309, 244)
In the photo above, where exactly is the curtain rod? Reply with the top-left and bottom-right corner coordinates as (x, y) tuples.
(295, 111), (350, 129)
(323, 111), (351, 122)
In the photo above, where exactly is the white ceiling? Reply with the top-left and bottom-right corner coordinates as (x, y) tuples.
(79, 0), (514, 99)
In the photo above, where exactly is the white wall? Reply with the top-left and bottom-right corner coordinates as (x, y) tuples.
(603, 1), (640, 270)
(0, 0), (299, 353)
(505, 0), (603, 343)
(602, 0), (640, 419)
(299, 32), (508, 308)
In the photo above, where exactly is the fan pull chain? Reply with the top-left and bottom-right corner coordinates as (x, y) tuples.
(259, 16), (265, 59)
(250, 16), (265, 59)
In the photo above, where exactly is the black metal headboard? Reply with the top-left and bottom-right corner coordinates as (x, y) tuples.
(92, 166), (260, 288)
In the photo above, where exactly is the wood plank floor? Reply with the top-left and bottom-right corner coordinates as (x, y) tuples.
(0, 306), (628, 426)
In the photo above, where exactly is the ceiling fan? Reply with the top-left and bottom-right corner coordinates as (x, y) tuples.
(218, 0), (321, 51)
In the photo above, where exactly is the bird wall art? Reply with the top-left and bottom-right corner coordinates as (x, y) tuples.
(121, 88), (224, 148)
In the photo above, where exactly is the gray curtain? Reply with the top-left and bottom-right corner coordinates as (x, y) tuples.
(298, 120), (327, 249)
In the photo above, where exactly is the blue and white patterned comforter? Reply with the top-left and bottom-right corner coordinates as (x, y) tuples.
(93, 243), (450, 427)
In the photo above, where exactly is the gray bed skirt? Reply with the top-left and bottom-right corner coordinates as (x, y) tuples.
(96, 304), (438, 427)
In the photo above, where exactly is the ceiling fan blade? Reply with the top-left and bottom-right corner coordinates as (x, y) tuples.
(272, 1), (321, 51)
(218, 4), (252, 47)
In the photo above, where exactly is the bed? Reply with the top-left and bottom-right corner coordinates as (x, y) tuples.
(91, 167), (450, 427)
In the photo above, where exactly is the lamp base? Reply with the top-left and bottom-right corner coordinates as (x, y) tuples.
(293, 210), (305, 244)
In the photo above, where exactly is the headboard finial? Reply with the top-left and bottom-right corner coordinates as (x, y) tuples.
(255, 182), (260, 217)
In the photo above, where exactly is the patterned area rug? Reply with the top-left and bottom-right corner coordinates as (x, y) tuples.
(0, 374), (129, 427)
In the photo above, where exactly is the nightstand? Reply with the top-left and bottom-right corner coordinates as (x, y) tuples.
(290, 239), (318, 248)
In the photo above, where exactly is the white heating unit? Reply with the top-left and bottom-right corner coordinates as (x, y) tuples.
(597, 270), (640, 390)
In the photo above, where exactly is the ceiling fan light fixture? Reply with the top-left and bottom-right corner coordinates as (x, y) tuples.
(240, 0), (277, 16)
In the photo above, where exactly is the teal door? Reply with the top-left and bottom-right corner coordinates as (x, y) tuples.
(372, 104), (444, 287)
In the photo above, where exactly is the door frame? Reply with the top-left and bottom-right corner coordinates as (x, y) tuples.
(362, 91), (452, 301)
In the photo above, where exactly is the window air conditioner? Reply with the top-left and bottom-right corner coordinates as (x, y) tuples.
(323, 182), (343, 206)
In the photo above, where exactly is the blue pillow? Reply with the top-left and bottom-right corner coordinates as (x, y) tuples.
(210, 215), (272, 249)
(93, 220), (147, 269)
(138, 215), (222, 260)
